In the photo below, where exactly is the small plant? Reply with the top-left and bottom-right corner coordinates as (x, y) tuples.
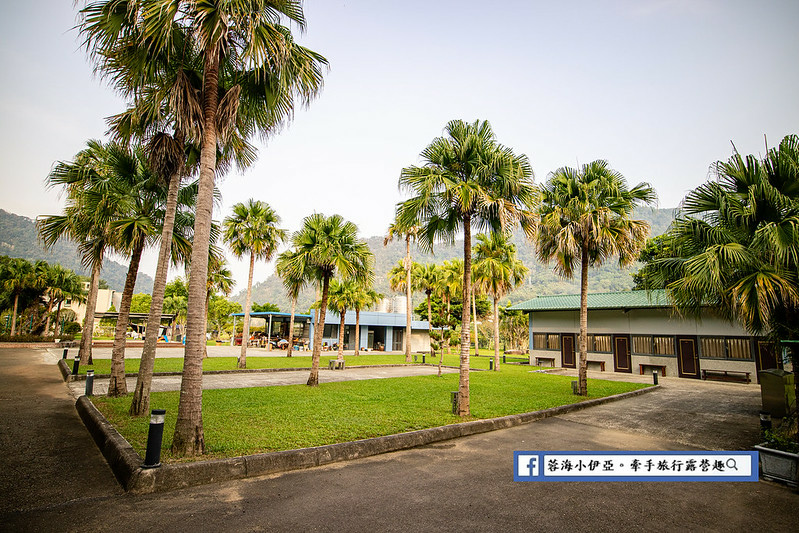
(762, 410), (798, 453)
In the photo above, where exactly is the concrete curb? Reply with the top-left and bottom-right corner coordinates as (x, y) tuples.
(57, 359), (71, 381)
(76, 384), (660, 494)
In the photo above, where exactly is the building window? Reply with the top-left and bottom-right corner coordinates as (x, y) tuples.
(653, 336), (675, 355)
(547, 334), (560, 350)
(632, 335), (653, 354)
(588, 334), (611, 353)
(323, 324), (336, 338)
(726, 338), (751, 359)
(533, 333), (547, 350)
(699, 336), (752, 360)
(701, 337), (725, 358)
(533, 333), (561, 350)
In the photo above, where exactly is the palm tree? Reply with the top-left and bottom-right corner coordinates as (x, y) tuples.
(414, 263), (440, 358)
(39, 140), (134, 365)
(205, 253), (234, 357)
(351, 284), (382, 356)
(276, 248), (313, 358)
(438, 259), (463, 356)
(80, 0), (327, 455)
(473, 232), (529, 371)
(50, 267), (85, 336)
(535, 160), (656, 395)
(0, 258), (33, 336)
(644, 135), (799, 414)
(223, 200), (286, 369)
(385, 222), (418, 362)
(281, 214), (373, 386)
(328, 279), (358, 360)
(396, 119), (536, 416)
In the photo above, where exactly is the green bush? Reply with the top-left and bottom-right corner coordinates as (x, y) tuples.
(63, 322), (81, 335)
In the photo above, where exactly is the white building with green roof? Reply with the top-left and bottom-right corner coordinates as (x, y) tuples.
(509, 289), (782, 383)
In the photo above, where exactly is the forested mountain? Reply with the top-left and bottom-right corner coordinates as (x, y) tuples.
(0, 209), (154, 293)
(238, 207), (677, 314)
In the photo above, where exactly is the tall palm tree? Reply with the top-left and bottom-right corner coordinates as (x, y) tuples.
(0, 258), (33, 336)
(39, 140), (135, 365)
(397, 119), (536, 416)
(645, 135), (799, 413)
(328, 279), (358, 360)
(50, 267), (85, 336)
(385, 222), (418, 362)
(414, 263), (440, 358)
(351, 284), (382, 356)
(535, 160), (656, 395)
(281, 214), (373, 386)
(276, 248), (314, 358)
(223, 200), (286, 369)
(81, 0), (327, 455)
(473, 232), (529, 371)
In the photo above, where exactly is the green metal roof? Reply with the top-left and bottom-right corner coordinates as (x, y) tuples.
(509, 290), (671, 312)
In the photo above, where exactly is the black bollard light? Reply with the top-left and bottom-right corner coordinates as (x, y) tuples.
(62, 348), (68, 360)
(652, 370), (659, 385)
(489, 358), (494, 370)
(72, 354), (80, 376)
(85, 370), (94, 396)
(422, 354), (426, 364)
(503, 355), (506, 364)
(451, 391), (459, 414)
(143, 409), (167, 468)
(759, 411), (772, 434)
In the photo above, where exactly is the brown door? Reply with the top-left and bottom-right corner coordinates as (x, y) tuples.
(613, 335), (632, 373)
(561, 334), (576, 368)
(677, 336), (700, 378)
(755, 340), (781, 383)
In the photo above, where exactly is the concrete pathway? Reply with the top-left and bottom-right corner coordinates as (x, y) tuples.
(0, 348), (122, 516)
(1, 348), (795, 532)
(66, 364), (459, 396)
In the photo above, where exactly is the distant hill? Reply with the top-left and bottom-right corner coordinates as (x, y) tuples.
(0, 209), (154, 293)
(236, 207), (677, 313)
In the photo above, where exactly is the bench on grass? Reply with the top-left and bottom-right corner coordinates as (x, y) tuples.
(639, 364), (667, 377)
(587, 360), (605, 372)
(701, 369), (750, 383)
(534, 356), (555, 367)
(328, 359), (345, 370)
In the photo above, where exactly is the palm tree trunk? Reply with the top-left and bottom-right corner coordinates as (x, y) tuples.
(307, 275), (330, 386)
(203, 290), (210, 359)
(493, 296), (500, 371)
(10, 293), (19, 336)
(354, 308), (360, 356)
(404, 235), (412, 362)
(578, 247), (589, 396)
(130, 169), (181, 416)
(472, 292), (479, 355)
(458, 215), (472, 417)
(54, 300), (63, 336)
(79, 259), (102, 366)
(238, 252), (255, 369)
(337, 309), (346, 361)
(109, 243), (144, 397)
(172, 49), (221, 456)
(44, 296), (55, 336)
(427, 292), (433, 359)
(286, 297), (296, 357)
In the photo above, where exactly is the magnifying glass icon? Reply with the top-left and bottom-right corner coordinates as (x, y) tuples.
(726, 458), (738, 471)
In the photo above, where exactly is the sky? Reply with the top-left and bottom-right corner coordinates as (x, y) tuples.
(1, 0), (798, 294)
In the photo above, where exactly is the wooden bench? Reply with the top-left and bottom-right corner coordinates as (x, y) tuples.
(639, 364), (667, 377)
(534, 356), (555, 367)
(328, 359), (346, 370)
(587, 360), (605, 372)
(701, 369), (750, 383)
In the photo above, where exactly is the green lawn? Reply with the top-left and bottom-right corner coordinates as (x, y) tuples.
(92, 364), (648, 463)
